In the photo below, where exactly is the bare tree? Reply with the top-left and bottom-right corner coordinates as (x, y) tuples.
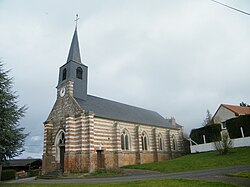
(202, 109), (213, 126)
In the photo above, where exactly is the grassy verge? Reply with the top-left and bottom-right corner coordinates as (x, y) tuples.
(227, 172), (250, 179)
(0, 179), (238, 187)
(123, 147), (250, 173)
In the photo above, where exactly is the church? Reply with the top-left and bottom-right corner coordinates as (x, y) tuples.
(42, 26), (184, 174)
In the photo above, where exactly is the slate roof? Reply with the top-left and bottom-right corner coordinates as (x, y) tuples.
(76, 95), (181, 129)
(67, 27), (82, 64)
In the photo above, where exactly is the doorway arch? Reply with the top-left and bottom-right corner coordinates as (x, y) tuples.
(55, 129), (65, 171)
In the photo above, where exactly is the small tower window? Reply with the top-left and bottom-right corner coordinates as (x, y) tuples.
(62, 68), (67, 81)
(76, 67), (83, 79)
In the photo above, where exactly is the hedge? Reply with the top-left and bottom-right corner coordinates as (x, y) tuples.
(1, 169), (16, 181)
(190, 124), (221, 144)
(28, 169), (40, 177)
(226, 114), (250, 139)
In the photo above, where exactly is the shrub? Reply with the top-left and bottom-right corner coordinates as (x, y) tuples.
(28, 169), (40, 177)
(1, 169), (16, 181)
(226, 115), (250, 138)
(214, 132), (232, 155)
(190, 124), (221, 144)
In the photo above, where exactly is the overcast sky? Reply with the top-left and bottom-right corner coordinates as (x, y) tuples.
(0, 0), (249, 159)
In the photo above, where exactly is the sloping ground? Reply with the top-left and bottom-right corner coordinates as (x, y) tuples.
(124, 147), (250, 173)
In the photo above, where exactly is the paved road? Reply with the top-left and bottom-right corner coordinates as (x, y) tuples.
(3, 164), (250, 186)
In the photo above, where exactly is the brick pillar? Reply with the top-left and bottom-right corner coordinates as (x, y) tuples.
(165, 129), (172, 159)
(112, 122), (120, 168)
(87, 112), (95, 172)
(152, 128), (158, 162)
(135, 125), (141, 165)
(64, 116), (74, 174)
(66, 81), (74, 97)
(42, 123), (53, 174)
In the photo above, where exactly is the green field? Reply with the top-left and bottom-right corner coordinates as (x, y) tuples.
(124, 147), (250, 173)
(0, 179), (237, 187)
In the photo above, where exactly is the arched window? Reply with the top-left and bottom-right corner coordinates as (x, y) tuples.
(76, 67), (83, 79)
(158, 133), (163, 151)
(59, 132), (65, 146)
(141, 132), (148, 151)
(172, 135), (177, 151)
(121, 129), (130, 150)
(62, 68), (67, 81)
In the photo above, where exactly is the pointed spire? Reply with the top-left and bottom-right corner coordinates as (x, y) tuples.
(67, 26), (82, 64)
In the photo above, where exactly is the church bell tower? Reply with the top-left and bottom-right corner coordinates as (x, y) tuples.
(57, 26), (88, 100)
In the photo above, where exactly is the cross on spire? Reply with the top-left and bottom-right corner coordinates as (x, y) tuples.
(74, 14), (80, 28)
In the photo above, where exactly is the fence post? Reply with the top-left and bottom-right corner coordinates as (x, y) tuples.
(0, 164), (2, 181)
(189, 138), (192, 146)
(240, 127), (245, 138)
(203, 135), (206, 144)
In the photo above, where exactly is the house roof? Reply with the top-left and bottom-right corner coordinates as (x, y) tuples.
(76, 95), (181, 129)
(3, 159), (42, 167)
(222, 104), (250, 115)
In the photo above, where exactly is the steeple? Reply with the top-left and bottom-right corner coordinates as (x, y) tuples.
(57, 21), (88, 101)
(66, 27), (82, 64)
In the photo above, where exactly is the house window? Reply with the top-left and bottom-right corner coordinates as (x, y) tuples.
(121, 129), (129, 150)
(62, 68), (67, 81)
(222, 121), (226, 129)
(141, 132), (148, 151)
(172, 135), (177, 151)
(76, 67), (83, 79)
(159, 134), (163, 151)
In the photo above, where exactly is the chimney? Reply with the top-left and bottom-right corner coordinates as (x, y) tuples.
(170, 117), (176, 126)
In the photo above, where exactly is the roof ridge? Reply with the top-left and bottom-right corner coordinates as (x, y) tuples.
(222, 103), (249, 108)
(86, 94), (159, 114)
(221, 103), (250, 115)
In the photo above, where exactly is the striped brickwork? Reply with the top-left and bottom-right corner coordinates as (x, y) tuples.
(42, 82), (184, 174)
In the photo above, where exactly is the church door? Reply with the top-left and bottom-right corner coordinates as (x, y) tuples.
(59, 145), (65, 171)
(96, 150), (105, 169)
(57, 131), (65, 172)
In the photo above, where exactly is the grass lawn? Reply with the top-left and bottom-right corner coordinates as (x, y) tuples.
(0, 179), (238, 187)
(227, 172), (250, 179)
(123, 147), (250, 173)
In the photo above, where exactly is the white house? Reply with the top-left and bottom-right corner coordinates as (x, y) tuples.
(190, 104), (250, 153)
(212, 104), (250, 129)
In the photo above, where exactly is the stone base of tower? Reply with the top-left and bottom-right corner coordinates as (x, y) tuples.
(64, 152), (90, 173)
(42, 154), (56, 175)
